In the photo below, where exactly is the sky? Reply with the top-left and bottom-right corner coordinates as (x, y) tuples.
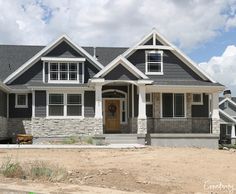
(0, 0), (236, 94)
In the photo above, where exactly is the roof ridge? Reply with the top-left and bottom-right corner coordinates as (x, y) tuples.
(0, 44), (129, 49)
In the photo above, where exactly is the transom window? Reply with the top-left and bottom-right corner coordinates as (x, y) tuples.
(146, 93), (152, 104)
(162, 93), (185, 118)
(49, 62), (83, 82)
(192, 93), (203, 105)
(145, 50), (163, 75)
(15, 94), (28, 108)
(48, 93), (83, 117)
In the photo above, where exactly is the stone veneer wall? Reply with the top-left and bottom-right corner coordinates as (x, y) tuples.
(0, 116), (8, 138)
(7, 117), (103, 138)
(31, 117), (103, 137)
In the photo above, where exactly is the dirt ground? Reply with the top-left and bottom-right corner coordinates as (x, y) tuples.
(0, 147), (235, 194)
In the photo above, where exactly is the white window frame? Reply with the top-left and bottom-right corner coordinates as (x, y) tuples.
(146, 93), (153, 104)
(48, 62), (84, 84)
(15, 94), (28, 108)
(192, 93), (203, 105)
(46, 91), (84, 119)
(160, 93), (186, 118)
(226, 125), (232, 135)
(145, 50), (163, 75)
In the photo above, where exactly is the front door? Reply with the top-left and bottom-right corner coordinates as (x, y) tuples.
(105, 100), (120, 133)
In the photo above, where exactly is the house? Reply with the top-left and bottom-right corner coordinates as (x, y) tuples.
(0, 29), (224, 148)
(219, 90), (236, 144)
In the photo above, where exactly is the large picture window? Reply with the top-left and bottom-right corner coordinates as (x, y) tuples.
(48, 93), (83, 117)
(162, 93), (185, 118)
(145, 50), (163, 74)
(49, 62), (83, 82)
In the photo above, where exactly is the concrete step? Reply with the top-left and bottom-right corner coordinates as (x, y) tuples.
(105, 134), (138, 144)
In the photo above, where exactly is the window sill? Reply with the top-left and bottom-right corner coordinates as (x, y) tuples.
(192, 102), (203, 105)
(15, 106), (28, 109)
(46, 116), (84, 120)
(145, 72), (163, 75)
(48, 81), (82, 84)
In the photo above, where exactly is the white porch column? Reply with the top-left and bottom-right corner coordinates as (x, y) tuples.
(95, 84), (103, 119)
(137, 84), (147, 134)
(32, 90), (35, 118)
(231, 124), (236, 145)
(211, 93), (220, 134)
(138, 84), (146, 119)
(94, 83), (103, 135)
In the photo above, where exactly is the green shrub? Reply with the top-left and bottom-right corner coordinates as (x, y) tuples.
(29, 161), (67, 181)
(84, 136), (93, 144)
(0, 158), (24, 178)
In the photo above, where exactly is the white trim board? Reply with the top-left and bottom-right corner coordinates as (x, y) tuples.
(122, 28), (217, 83)
(219, 109), (236, 123)
(4, 34), (104, 84)
(41, 57), (86, 62)
(94, 55), (149, 79)
(219, 97), (236, 107)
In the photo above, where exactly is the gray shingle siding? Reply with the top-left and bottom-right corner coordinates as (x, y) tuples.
(84, 61), (99, 83)
(104, 64), (138, 80)
(0, 90), (7, 117)
(44, 41), (83, 58)
(127, 50), (204, 81)
(9, 93), (32, 118)
(192, 94), (209, 117)
(35, 91), (47, 117)
(11, 60), (43, 85)
(84, 91), (95, 117)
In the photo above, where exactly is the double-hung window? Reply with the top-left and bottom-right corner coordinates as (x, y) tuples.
(49, 62), (83, 82)
(162, 93), (185, 118)
(67, 94), (82, 116)
(48, 93), (83, 117)
(145, 50), (163, 75)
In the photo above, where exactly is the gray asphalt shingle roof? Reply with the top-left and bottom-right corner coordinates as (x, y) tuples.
(0, 44), (128, 81)
(0, 44), (222, 88)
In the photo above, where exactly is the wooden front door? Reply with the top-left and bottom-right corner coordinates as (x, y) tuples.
(105, 100), (120, 133)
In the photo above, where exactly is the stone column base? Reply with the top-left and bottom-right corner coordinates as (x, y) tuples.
(94, 118), (103, 135)
(212, 118), (220, 135)
(137, 118), (147, 134)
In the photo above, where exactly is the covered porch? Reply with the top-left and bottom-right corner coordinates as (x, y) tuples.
(91, 79), (221, 136)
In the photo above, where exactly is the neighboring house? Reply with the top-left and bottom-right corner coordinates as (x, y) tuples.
(0, 29), (224, 148)
(219, 90), (236, 144)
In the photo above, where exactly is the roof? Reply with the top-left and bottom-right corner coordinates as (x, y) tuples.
(0, 44), (128, 81)
(153, 80), (223, 86)
(8, 82), (89, 90)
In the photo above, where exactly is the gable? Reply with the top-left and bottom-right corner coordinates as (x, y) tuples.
(4, 35), (103, 84)
(104, 64), (138, 80)
(219, 100), (236, 117)
(144, 37), (163, 45)
(44, 41), (83, 58)
(127, 49), (203, 81)
(123, 29), (217, 83)
(220, 112), (232, 123)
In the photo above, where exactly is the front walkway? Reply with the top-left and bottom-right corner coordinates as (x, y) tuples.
(0, 144), (145, 149)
